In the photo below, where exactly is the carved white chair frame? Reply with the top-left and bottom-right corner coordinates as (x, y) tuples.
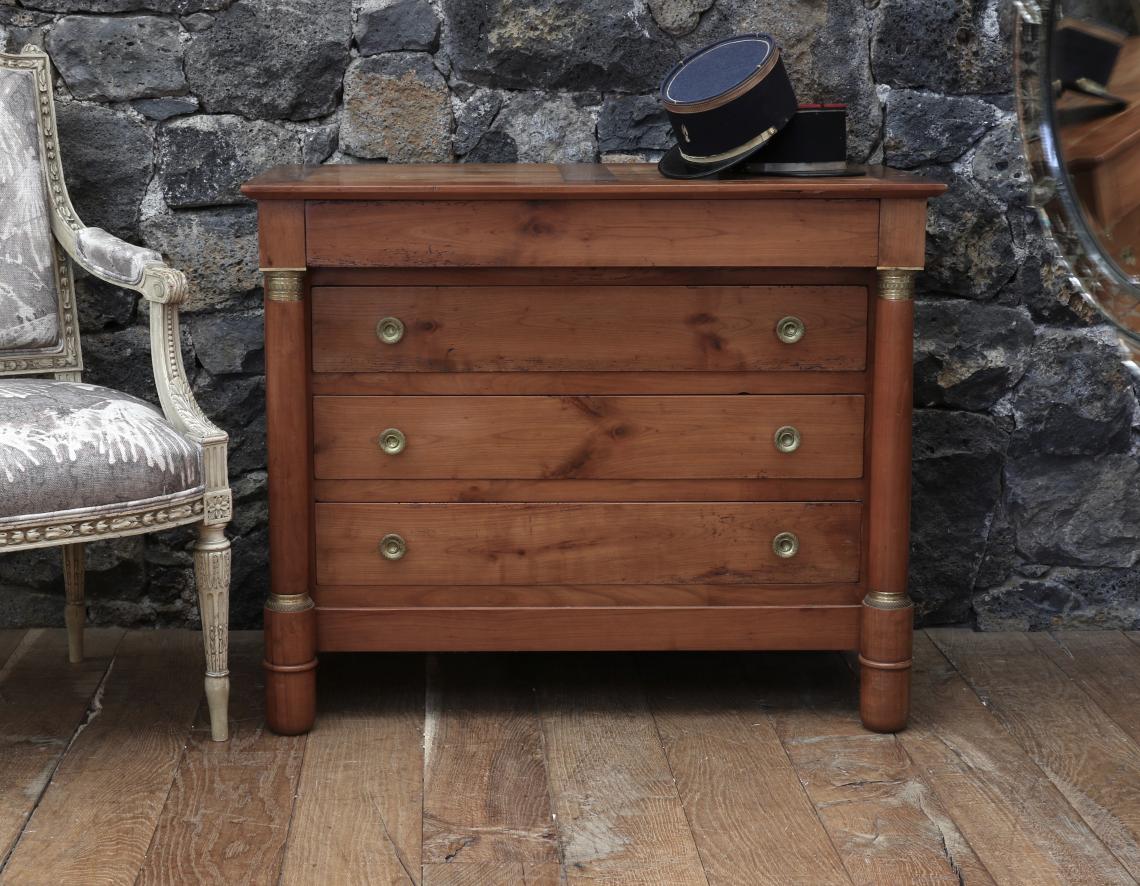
(0, 46), (231, 740)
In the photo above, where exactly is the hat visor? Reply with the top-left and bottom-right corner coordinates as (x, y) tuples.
(657, 140), (769, 179)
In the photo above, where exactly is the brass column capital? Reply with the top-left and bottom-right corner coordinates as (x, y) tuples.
(863, 590), (914, 611)
(876, 267), (917, 301)
(266, 592), (314, 613)
(261, 267), (306, 303)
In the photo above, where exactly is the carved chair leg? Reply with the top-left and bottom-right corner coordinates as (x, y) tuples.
(62, 543), (85, 664)
(194, 521), (230, 741)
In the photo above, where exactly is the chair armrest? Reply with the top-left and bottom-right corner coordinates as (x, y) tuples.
(54, 223), (225, 446)
(56, 225), (188, 306)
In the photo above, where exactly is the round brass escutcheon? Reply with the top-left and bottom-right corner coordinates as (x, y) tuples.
(772, 531), (799, 559)
(776, 315), (805, 344)
(376, 317), (405, 345)
(379, 427), (406, 455)
(774, 425), (801, 454)
(380, 533), (407, 561)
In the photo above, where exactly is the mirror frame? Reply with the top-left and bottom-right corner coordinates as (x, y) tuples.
(1014, 0), (1140, 371)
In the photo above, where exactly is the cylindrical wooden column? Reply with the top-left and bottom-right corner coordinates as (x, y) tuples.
(263, 265), (318, 735)
(860, 268), (916, 733)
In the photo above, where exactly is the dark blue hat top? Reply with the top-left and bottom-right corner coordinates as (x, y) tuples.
(661, 35), (776, 106)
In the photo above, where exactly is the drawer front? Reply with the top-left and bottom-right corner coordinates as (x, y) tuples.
(315, 502), (861, 586)
(313, 395), (865, 480)
(305, 199), (880, 268)
(312, 286), (867, 373)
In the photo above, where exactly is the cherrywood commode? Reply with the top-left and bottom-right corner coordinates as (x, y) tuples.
(243, 163), (945, 735)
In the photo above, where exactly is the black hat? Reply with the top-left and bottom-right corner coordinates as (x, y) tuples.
(658, 34), (798, 180)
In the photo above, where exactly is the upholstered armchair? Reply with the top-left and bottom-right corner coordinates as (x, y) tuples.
(0, 47), (231, 740)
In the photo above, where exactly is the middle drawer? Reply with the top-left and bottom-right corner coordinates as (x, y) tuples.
(313, 395), (865, 480)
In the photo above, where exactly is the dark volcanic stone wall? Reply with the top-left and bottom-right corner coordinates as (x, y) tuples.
(1, 0), (1137, 630)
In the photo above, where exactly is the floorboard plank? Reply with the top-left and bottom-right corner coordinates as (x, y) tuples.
(0, 629), (27, 671)
(642, 653), (851, 886)
(423, 654), (558, 866)
(422, 861), (561, 885)
(536, 654), (707, 886)
(929, 628), (1140, 880)
(1036, 631), (1140, 744)
(905, 631), (1133, 885)
(279, 652), (424, 886)
(0, 628), (123, 868)
(1, 630), (202, 886)
(136, 632), (304, 886)
(747, 650), (990, 886)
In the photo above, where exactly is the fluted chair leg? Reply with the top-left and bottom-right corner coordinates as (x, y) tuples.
(62, 543), (86, 663)
(194, 521), (231, 742)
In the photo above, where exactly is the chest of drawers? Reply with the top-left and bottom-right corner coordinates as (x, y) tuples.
(243, 163), (944, 736)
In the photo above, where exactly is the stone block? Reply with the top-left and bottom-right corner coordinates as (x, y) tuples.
(157, 115), (302, 208)
(356, 0), (441, 54)
(184, 0), (351, 120)
(341, 53), (452, 161)
(46, 15), (186, 102)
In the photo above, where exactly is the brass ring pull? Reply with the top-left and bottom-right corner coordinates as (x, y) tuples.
(774, 425), (801, 454)
(772, 532), (799, 559)
(379, 428), (406, 455)
(376, 317), (405, 344)
(380, 533), (407, 560)
(776, 315), (805, 344)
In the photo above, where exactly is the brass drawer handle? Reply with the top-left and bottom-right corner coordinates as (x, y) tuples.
(376, 317), (405, 344)
(772, 532), (799, 559)
(379, 533), (407, 560)
(774, 425), (801, 454)
(379, 427), (406, 455)
(776, 315), (805, 344)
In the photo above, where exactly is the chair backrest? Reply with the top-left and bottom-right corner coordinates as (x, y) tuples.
(0, 47), (81, 376)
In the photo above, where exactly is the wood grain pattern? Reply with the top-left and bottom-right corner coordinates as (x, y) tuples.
(314, 395), (865, 480)
(422, 862), (561, 885)
(311, 285), (868, 373)
(312, 582), (863, 609)
(749, 651), (992, 886)
(309, 265), (877, 288)
(929, 629), (1140, 880)
(314, 606), (862, 653)
(642, 654), (851, 886)
(901, 632), (1133, 885)
(877, 198), (929, 269)
(137, 633), (304, 886)
(305, 199), (879, 268)
(536, 656), (707, 885)
(316, 502), (862, 586)
(423, 655), (558, 865)
(312, 370), (867, 396)
(1, 631), (201, 886)
(279, 653), (424, 885)
(313, 477), (866, 503)
(0, 629), (122, 866)
(1034, 631), (1140, 743)
(243, 162), (947, 201)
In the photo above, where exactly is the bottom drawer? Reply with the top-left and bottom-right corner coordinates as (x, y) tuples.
(315, 502), (861, 586)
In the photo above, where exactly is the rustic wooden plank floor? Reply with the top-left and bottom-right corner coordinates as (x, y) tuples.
(1, 629), (1138, 886)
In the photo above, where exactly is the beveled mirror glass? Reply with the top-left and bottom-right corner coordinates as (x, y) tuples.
(1016, 0), (1140, 370)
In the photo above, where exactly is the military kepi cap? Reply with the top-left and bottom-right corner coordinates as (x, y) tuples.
(658, 34), (797, 179)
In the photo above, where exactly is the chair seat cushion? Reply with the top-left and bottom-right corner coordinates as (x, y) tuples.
(0, 379), (203, 520)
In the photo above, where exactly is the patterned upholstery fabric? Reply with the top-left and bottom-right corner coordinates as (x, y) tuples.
(0, 66), (60, 353)
(0, 380), (203, 520)
(75, 227), (162, 287)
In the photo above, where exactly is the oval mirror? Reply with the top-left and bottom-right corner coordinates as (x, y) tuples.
(1015, 0), (1140, 372)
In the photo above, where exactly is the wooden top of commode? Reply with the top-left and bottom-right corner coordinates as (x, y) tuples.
(243, 162), (947, 201)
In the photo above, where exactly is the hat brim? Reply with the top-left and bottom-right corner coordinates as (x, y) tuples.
(657, 140), (770, 179)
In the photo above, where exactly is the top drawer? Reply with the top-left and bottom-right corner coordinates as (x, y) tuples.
(305, 199), (880, 268)
(312, 285), (868, 373)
